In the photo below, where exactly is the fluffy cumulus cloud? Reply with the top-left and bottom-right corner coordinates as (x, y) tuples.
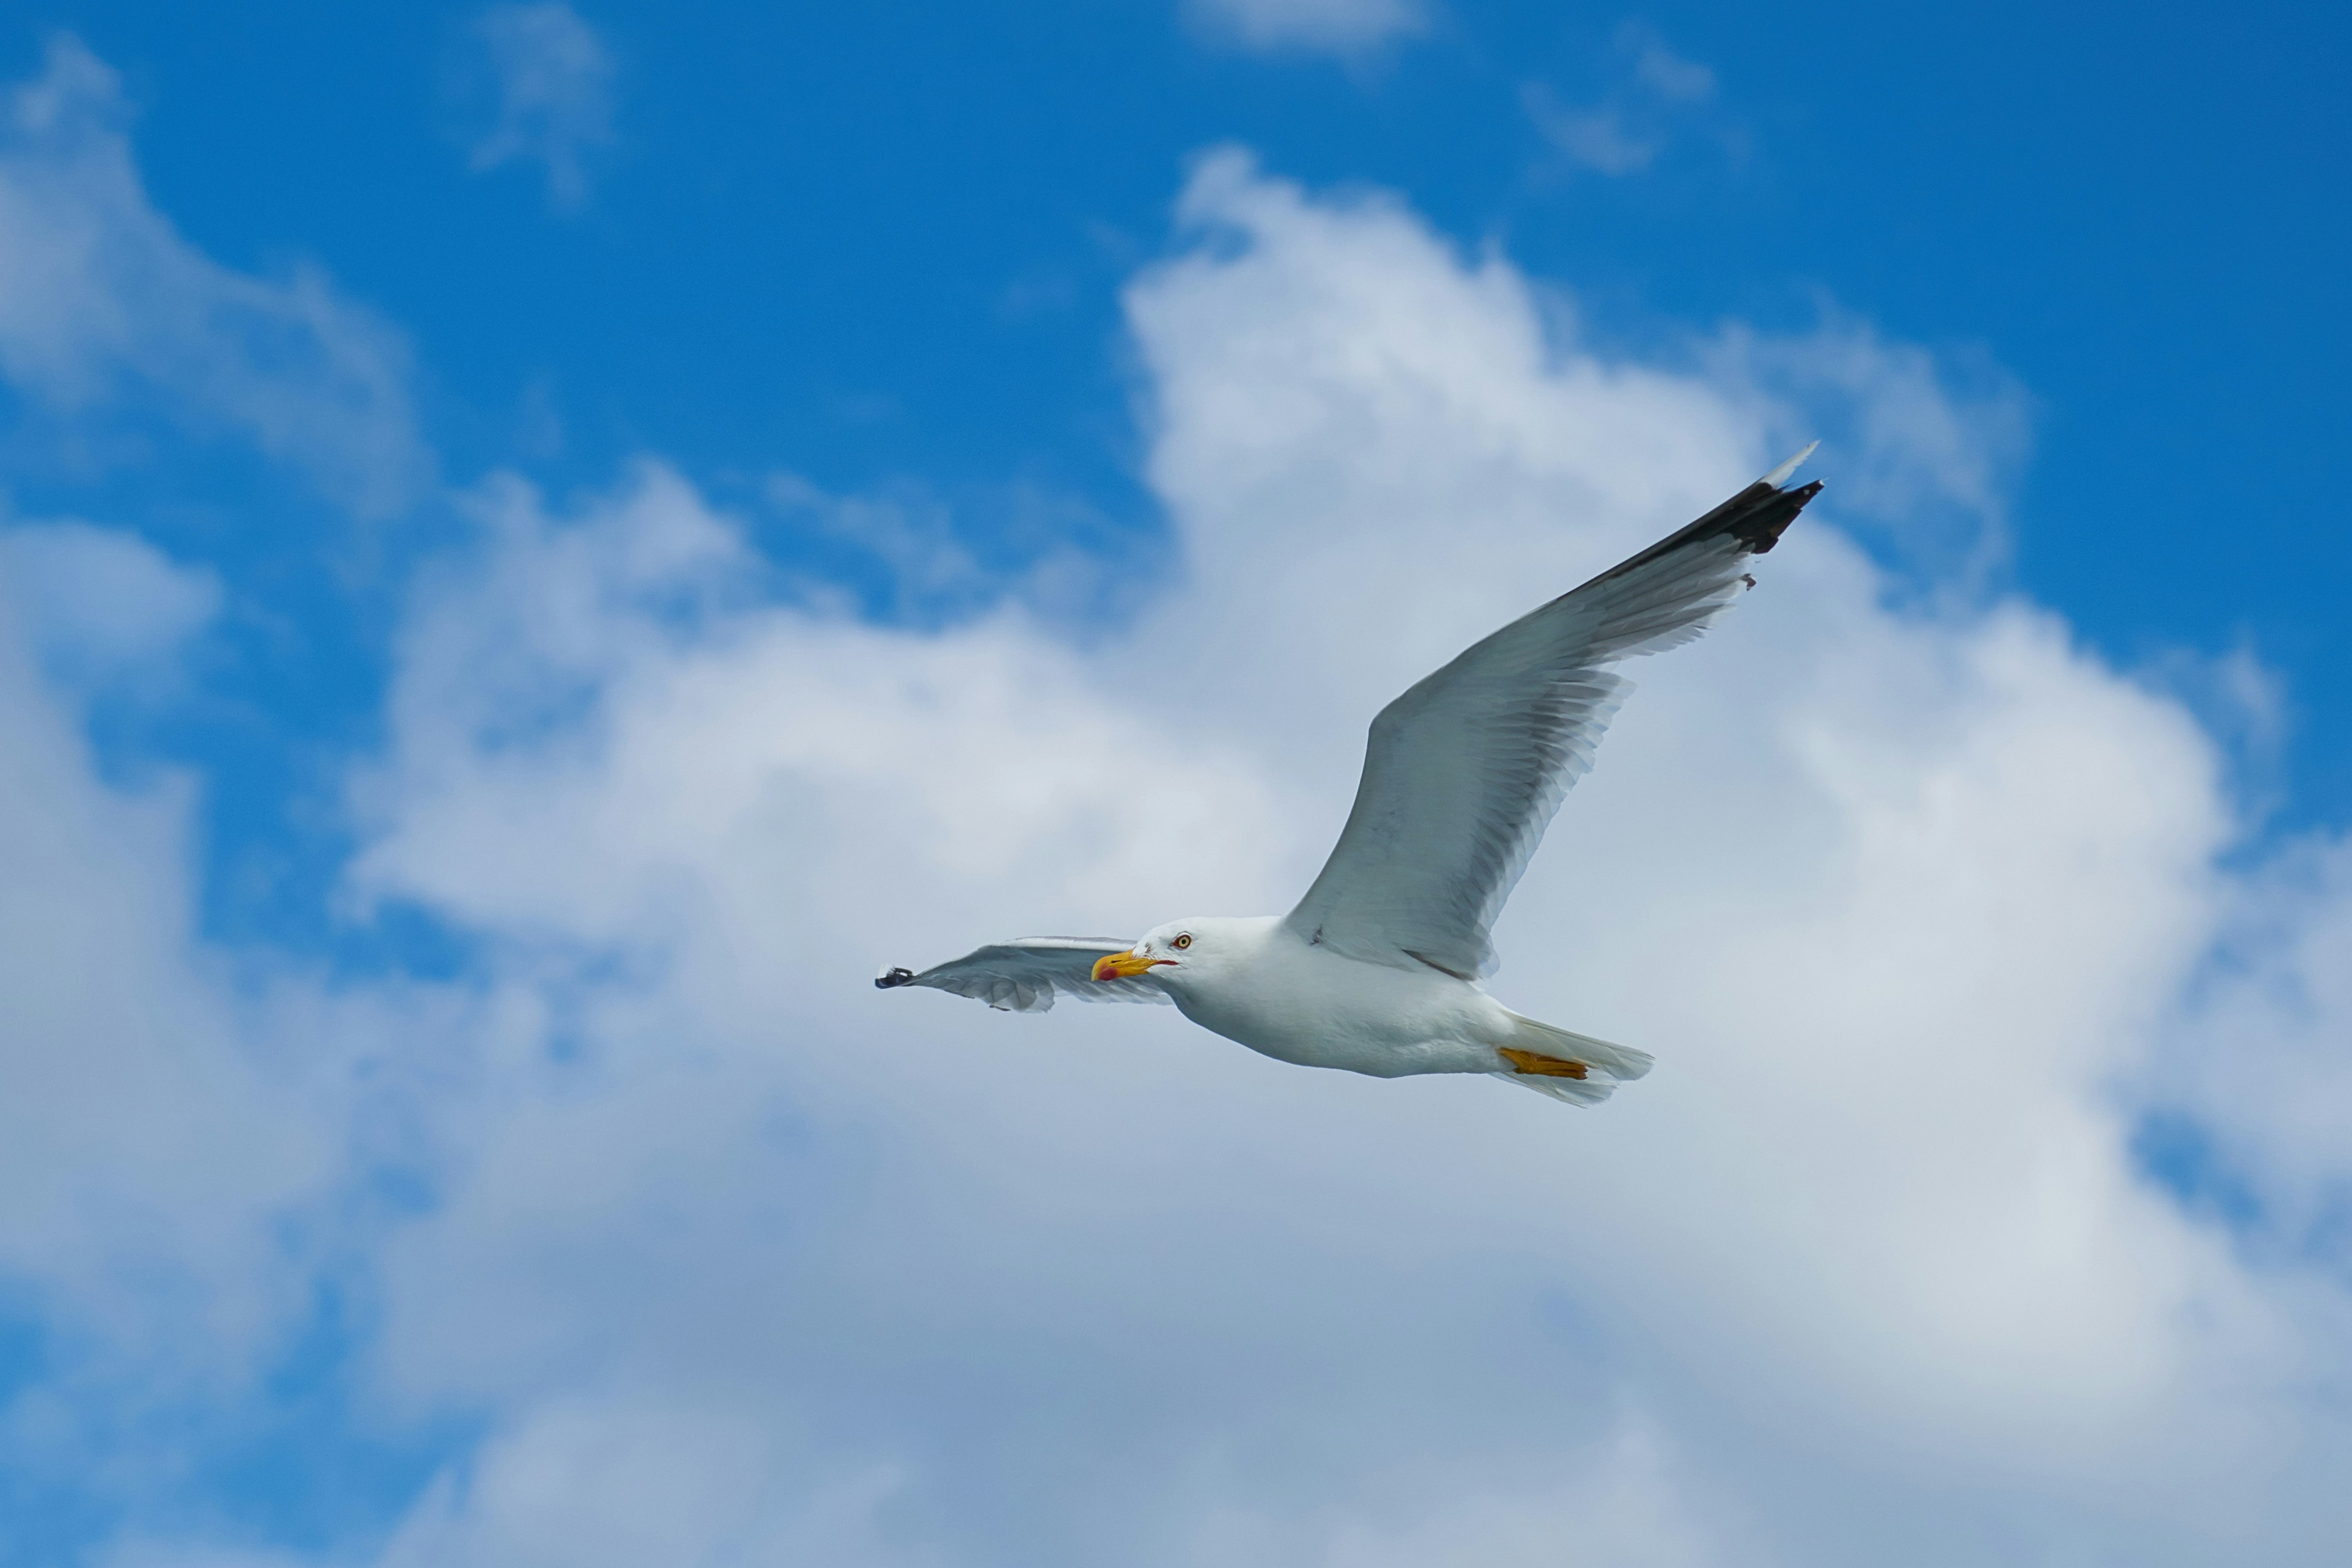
(0, 38), (426, 516)
(0, 519), (220, 688)
(331, 156), (2352, 1562)
(4, 45), (2352, 1568)
(2158, 838), (2352, 1265)
(457, 3), (617, 210)
(0, 530), (333, 1517)
(1189, 0), (1429, 57)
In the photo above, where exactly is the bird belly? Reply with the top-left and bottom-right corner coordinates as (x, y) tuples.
(1168, 947), (1508, 1079)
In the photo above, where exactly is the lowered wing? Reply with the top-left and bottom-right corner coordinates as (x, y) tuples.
(1284, 449), (1824, 980)
(874, 937), (1174, 1013)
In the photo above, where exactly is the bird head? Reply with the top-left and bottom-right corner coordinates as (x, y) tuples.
(1091, 919), (1217, 985)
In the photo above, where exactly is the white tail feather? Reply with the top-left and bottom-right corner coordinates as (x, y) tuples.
(1493, 1012), (1653, 1109)
(1494, 1070), (1620, 1107)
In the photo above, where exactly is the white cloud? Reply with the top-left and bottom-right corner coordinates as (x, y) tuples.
(1521, 91), (1658, 175)
(0, 542), (330, 1386)
(1526, 23), (1719, 178)
(2, 43), (2348, 1557)
(1626, 23), (1714, 102)
(0, 518), (220, 688)
(373, 1399), (920, 1568)
(1706, 312), (2033, 585)
(760, 470), (1131, 629)
(310, 153), (2352, 1563)
(1189, 0), (1429, 57)
(460, 3), (617, 210)
(0, 37), (427, 516)
(2157, 835), (2352, 1258)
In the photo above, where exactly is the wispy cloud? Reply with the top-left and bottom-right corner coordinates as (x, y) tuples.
(0, 37), (427, 516)
(1626, 22), (1715, 101)
(1525, 21), (1719, 176)
(458, 3), (616, 210)
(0, 519), (220, 691)
(1188, 0), (1430, 58)
(1520, 91), (1657, 175)
(1709, 309), (2035, 588)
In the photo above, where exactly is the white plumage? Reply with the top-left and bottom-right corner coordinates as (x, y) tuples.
(877, 449), (1822, 1106)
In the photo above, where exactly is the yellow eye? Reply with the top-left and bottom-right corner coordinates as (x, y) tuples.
(1173, 933), (1192, 950)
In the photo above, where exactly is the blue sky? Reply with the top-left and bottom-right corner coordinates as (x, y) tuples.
(12, 0), (2348, 946)
(2, 3), (2350, 1564)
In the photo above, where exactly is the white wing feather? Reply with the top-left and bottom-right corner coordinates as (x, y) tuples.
(1284, 459), (1823, 980)
(875, 937), (1173, 1013)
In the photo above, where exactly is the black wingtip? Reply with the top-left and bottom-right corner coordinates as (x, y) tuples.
(875, 966), (916, 990)
(1579, 471), (1825, 591)
(1739, 477), (1824, 557)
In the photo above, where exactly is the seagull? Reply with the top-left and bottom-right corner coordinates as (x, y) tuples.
(877, 448), (1823, 1105)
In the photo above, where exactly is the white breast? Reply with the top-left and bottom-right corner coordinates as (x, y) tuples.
(1158, 917), (1513, 1079)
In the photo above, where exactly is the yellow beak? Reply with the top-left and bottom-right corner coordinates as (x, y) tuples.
(1092, 948), (1172, 982)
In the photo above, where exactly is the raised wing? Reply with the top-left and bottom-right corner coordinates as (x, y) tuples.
(873, 937), (1173, 1013)
(1285, 452), (1824, 980)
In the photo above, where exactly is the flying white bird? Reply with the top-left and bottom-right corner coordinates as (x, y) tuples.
(877, 448), (1823, 1105)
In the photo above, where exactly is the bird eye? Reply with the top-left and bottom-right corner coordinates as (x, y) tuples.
(1173, 933), (1192, 950)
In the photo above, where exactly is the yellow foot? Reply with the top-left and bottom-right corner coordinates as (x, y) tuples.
(1498, 1047), (1589, 1080)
